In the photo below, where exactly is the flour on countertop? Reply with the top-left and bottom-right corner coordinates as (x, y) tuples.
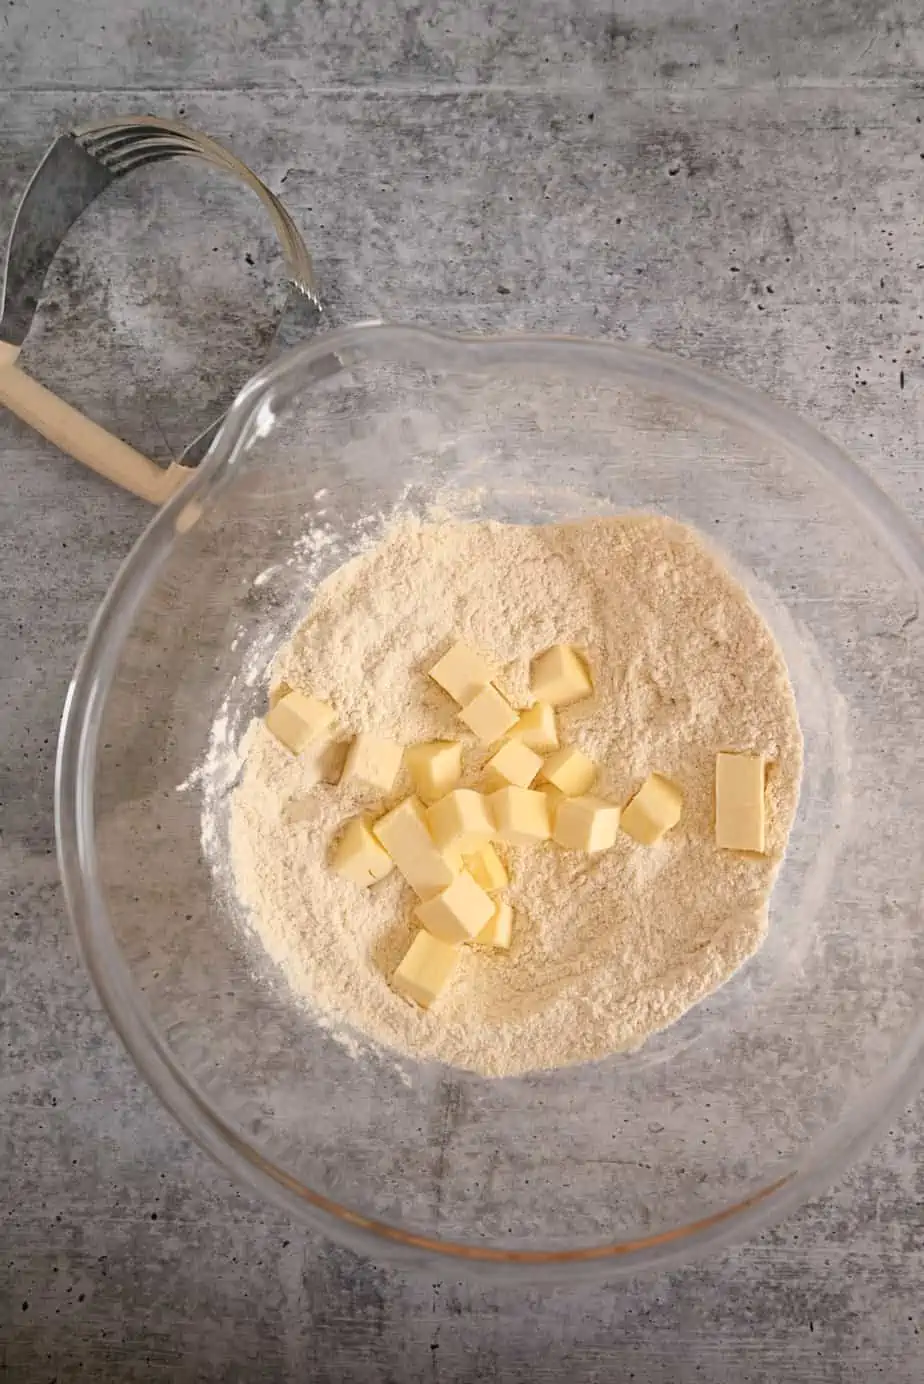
(226, 514), (803, 1077)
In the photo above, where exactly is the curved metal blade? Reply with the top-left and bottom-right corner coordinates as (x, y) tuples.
(0, 135), (114, 347)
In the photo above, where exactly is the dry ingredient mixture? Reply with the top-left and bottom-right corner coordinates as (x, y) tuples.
(228, 514), (802, 1077)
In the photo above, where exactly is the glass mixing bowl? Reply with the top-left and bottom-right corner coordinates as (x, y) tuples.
(56, 325), (924, 1279)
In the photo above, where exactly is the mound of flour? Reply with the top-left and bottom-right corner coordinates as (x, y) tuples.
(228, 515), (802, 1077)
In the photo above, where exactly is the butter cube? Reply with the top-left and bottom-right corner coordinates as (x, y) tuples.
(427, 789), (494, 850)
(342, 734), (404, 794)
(620, 773), (683, 845)
(462, 842), (509, 893)
(488, 786), (551, 845)
(508, 701), (559, 753)
(392, 930), (459, 1009)
(459, 684), (518, 743)
(537, 782), (566, 816)
(485, 739), (543, 788)
(265, 690), (335, 754)
(372, 796), (459, 899)
(475, 900), (513, 951)
(531, 645), (593, 707)
(331, 817), (395, 886)
(405, 740), (463, 803)
(540, 745), (596, 797)
(715, 752), (766, 853)
(428, 640), (493, 704)
(553, 796), (620, 852)
(415, 870), (496, 943)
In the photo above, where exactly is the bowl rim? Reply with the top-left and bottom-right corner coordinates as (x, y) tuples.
(55, 322), (924, 1280)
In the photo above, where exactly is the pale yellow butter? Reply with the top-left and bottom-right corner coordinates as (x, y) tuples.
(392, 930), (459, 1009)
(331, 817), (395, 886)
(405, 740), (462, 803)
(488, 786), (551, 845)
(620, 773), (683, 845)
(462, 842), (509, 893)
(475, 899), (513, 951)
(342, 733), (403, 794)
(428, 640), (493, 704)
(426, 789), (493, 850)
(537, 782), (566, 816)
(485, 739), (543, 788)
(540, 745), (596, 797)
(264, 690), (336, 754)
(553, 796), (620, 852)
(459, 684), (518, 743)
(715, 752), (766, 853)
(372, 796), (458, 899)
(530, 644), (593, 707)
(415, 870), (496, 943)
(508, 701), (559, 753)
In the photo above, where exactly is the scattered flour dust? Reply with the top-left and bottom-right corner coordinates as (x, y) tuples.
(226, 514), (802, 1077)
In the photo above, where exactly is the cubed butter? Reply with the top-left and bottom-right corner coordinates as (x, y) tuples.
(459, 684), (518, 743)
(475, 899), (513, 951)
(264, 690), (336, 754)
(715, 752), (766, 853)
(415, 870), (496, 943)
(331, 817), (395, 887)
(508, 701), (559, 753)
(530, 644), (593, 707)
(540, 745), (596, 797)
(341, 733), (404, 794)
(428, 640), (493, 704)
(372, 796), (459, 899)
(392, 930), (459, 1009)
(405, 740), (463, 803)
(488, 786), (551, 845)
(312, 738), (350, 786)
(462, 842), (509, 893)
(485, 739), (543, 788)
(553, 796), (620, 852)
(620, 773), (683, 845)
(427, 789), (494, 850)
(537, 782), (567, 816)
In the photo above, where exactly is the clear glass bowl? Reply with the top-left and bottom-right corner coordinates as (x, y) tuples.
(56, 325), (924, 1279)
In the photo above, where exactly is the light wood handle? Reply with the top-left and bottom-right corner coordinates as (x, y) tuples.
(0, 342), (191, 505)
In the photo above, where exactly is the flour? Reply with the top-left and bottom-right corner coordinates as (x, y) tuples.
(227, 515), (802, 1077)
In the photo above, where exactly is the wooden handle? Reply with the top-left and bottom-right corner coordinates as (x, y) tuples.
(0, 342), (191, 505)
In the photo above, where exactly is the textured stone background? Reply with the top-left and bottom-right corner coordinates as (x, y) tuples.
(2, 1), (924, 1379)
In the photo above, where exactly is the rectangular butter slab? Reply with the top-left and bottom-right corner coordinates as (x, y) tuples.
(715, 752), (766, 853)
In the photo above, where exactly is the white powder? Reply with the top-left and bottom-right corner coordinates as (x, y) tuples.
(227, 514), (802, 1077)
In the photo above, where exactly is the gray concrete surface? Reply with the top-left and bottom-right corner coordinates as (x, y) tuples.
(3, 1), (924, 1379)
